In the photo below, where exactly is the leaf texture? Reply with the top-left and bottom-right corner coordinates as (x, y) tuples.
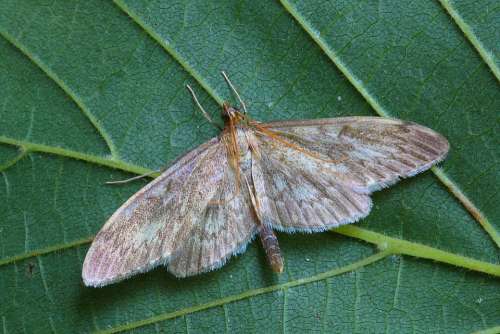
(0, 0), (498, 333)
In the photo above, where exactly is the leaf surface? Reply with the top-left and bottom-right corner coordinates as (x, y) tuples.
(0, 0), (498, 333)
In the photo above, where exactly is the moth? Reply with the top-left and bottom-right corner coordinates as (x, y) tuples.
(82, 72), (449, 287)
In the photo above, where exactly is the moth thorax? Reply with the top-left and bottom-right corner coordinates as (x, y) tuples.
(235, 128), (252, 155)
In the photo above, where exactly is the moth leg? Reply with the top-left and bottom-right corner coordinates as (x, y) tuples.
(105, 170), (160, 185)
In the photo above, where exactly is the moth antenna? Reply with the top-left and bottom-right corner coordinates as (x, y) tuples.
(186, 84), (221, 130)
(106, 170), (159, 185)
(221, 71), (248, 114)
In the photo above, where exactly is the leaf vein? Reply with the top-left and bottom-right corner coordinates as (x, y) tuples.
(472, 325), (500, 334)
(93, 251), (389, 334)
(335, 225), (500, 276)
(393, 256), (403, 308)
(0, 147), (27, 173)
(0, 136), (156, 181)
(437, 0), (500, 83)
(112, 0), (224, 106)
(0, 30), (119, 158)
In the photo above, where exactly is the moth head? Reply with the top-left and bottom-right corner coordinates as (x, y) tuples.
(222, 101), (245, 121)
(222, 101), (237, 116)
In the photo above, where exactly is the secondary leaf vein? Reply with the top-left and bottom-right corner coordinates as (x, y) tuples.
(437, 0), (500, 83)
(0, 30), (119, 158)
(94, 251), (390, 334)
(112, 0), (224, 106)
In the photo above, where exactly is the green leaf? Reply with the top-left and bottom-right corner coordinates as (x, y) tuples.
(0, 0), (498, 333)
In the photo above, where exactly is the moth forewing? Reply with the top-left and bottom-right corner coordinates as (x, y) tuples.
(82, 138), (227, 286)
(83, 79), (449, 287)
(262, 117), (449, 193)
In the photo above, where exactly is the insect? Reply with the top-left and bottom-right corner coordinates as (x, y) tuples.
(82, 72), (449, 287)
(26, 262), (36, 278)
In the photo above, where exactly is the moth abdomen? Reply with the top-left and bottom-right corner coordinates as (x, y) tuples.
(259, 223), (284, 273)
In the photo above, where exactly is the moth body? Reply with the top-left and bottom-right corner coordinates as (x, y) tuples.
(221, 104), (285, 273)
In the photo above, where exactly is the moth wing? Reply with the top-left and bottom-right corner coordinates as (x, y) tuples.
(263, 116), (449, 192)
(252, 116), (448, 232)
(251, 146), (373, 232)
(167, 164), (259, 277)
(83, 137), (256, 286)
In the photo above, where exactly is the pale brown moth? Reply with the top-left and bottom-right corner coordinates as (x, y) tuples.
(82, 72), (449, 287)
